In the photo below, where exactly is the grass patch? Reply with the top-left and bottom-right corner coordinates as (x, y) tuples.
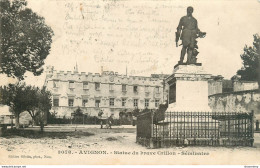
(2, 129), (94, 139)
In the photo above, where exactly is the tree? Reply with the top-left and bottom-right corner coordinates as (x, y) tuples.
(47, 110), (57, 124)
(0, 83), (27, 128)
(236, 34), (260, 85)
(74, 107), (83, 117)
(22, 85), (38, 126)
(0, 0), (54, 80)
(0, 83), (52, 130)
(98, 109), (104, 117)
(73, 107), (84, 125)
(24, 86), (52, 131)
(132, 108), (140, 117)
(36, 86), (52, 131)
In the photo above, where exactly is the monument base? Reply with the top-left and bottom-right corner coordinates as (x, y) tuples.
(174, 62), (202, 69)
(165, 64), (212, 113)
(166, 102), (212, 112)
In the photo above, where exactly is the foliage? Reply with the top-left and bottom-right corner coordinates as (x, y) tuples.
(72, 107), (84, 125)
(0, 83), (52, 129)
(132, 108), (140, 117)
(25, 86), (52, 128)
(47, 110), (57, 123)
(0, 83), (27, 128)
(119, 109), (127, 117)
(154, 103), (168, 122)
(74, 107), (83, 117)
(0, 0), (54, 80)
(236, 34), (260, 85)
(98, 110), (103, 117)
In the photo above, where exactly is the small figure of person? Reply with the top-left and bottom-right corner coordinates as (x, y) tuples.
(107, 114), (114, 129)
(100, 120), (103, 129)
(108, 119), (112, 129)
(98, 109), (104, 129)
(256, 120), (259, 131)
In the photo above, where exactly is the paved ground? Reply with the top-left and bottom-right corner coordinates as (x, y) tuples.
(0, 125), (260, 165)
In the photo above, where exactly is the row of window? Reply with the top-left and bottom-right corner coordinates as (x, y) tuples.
(53, 81), (160, 93)
(53, 98), (160, 108)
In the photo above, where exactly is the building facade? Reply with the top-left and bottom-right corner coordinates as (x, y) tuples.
(44, 66), (168, 119)
(44, 65), (260, 121)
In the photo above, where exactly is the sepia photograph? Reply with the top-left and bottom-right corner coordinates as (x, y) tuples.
(0, 0), (260, 166)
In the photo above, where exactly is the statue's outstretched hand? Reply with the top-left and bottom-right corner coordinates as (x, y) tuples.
(198, 32), (206, 38)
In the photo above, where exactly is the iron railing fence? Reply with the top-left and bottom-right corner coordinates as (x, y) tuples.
(136, 111), (254, 148)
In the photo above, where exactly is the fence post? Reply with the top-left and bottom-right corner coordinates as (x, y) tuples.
(170, 112), (171, 146)
(177, 112), (179, 145)
(151, 111), (154, 148)
(191, 112), (193, 145)
(184, 112), (186, 140)
(136, 115), (139, 143)
(256, 120), (259, 131)
(228, 118), (231, 145)
(162, 114), (165, 148)
(250, 110), (255, 147)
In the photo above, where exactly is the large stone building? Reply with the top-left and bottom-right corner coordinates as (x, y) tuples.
(44, 64), (259, 121)
(44, 66), (168, 119)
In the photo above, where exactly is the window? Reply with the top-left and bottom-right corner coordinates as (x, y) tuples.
(95, 82), (100, 90)
(145, 86), (149, 92)
(69, 81), (74, 89)
(134, 99), (138, 107)
(109, 84), (114, 91)
(155, 99), (160, 107)
(133, 85), (138, 93)
(155, 86), (160, 93)
(109, 98), (115, 106)
(122, 84), (126, 92)
(68, 98), (74, 107)
(122, 98), (126, 107)
(145, 99), (149, 108)
(53, 81), (59, 88)
(82, 99), (88, 107)
(95, 99), (100, 107)
(53, 98), (59, 106)
(83, 82), (88, 90)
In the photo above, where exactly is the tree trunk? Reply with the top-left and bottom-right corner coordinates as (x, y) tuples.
(15, 113), (20, 129)
(28, 111), (35, 127)
(31, 116), (36, 127)
(40, 121), (44, 132)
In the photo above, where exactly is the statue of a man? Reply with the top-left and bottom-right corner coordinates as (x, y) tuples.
(176, 6), (206, 64)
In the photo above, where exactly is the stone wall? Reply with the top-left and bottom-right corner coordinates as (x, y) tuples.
(233, 81), (259, 92)
(208, 89), (260, 120)
(208, 78), (222, 96)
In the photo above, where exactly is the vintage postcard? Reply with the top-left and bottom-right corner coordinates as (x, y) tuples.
(0, 0), (260, 166)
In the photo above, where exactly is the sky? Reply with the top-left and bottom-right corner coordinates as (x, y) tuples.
(1, 0), (260, 86)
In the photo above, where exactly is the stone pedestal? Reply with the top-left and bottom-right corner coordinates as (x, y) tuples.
(165, 64), (212, 112)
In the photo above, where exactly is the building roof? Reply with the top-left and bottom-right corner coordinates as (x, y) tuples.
(150, 74), (170, 79)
